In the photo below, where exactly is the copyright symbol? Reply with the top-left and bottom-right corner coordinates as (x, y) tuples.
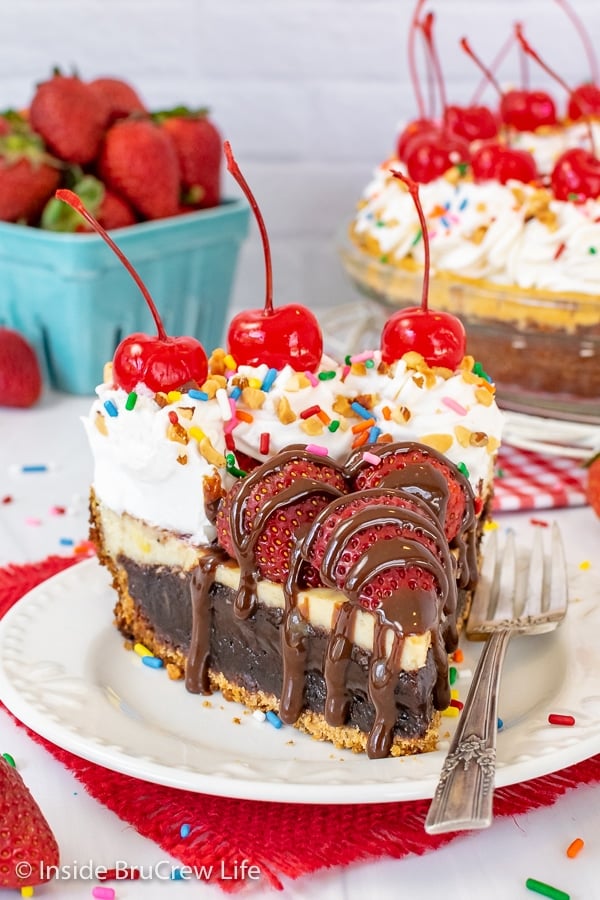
(15, 861), (33, 879)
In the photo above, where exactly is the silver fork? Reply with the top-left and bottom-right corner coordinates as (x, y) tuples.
(425, 523), (569, 835)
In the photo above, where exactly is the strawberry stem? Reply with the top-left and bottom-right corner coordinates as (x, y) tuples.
(224, 141), (274, 316)
(390, 171), (429, 313)
(55, 189), (167, 340)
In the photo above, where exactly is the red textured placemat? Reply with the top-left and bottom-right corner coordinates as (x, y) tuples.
(493, 445), (588, 512)
(2, 555), (600, 892)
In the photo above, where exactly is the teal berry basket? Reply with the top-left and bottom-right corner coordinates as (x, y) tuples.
(0, 198), (250, 394)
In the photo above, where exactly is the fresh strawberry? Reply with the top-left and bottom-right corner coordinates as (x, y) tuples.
(159, 109), (222, 208)
(0, 758), (60, 888)
(87, 76), (147, 124)
(0, 124), (61, 224)
(217, 454), (347, 586)
(41, 173), (136, 231)
(99, 118), (180, 220)
(586, 454), (600, 517)
(29, 72), (110, 165)
(347, 442), (469, 542)
(307, 489), (446, 611)
(0, 327), (43, 407)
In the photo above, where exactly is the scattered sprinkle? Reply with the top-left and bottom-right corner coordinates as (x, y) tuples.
(472, 361), (491, 382)
(2, 753), (16, 767)
(452, 648), (464, 664)
(259, 433), (270, 455)
(442, 705), (459, 718)
(350, 401), (373, 420)
(457, 462), (469, 479)
(318, 370), (336, 381)
(142, 656), (164, 669)
(449, 666), (457, 685)
(225, 453), (247, 478)
(303, 370), (318, 387)
(180, 823), (191, 839)
(328, 420), (340, 433)
(134, 643), (152, 658)
(125, 391), (137, 410)
(230, 385), (242, 401)
(442, 396), (467, 416)
(266, 711), (283, 729)
(305, 443), (329, 457)
(260, 368), (279, 392)
(49, 505), (66, 516)
(25, 517), (42, 527)
(20, 889), (34, 898)
(103, 400), (118, 418)
(350, 351), (374, 364)
(91, 888), (116, 900)
(216, 387), (232, 421)
(525, 877), (570, 899)
(497, 717), (504, 731)
(17, 464), (50, 474)
(529, 518), (549, 527)
(449, 698), (463, 710)
(483, 520), (498, 531)
(589, 246), (597, 255)
(223, 353), (237, 371)
(554, 242), (566, 260)
(362, 451), (382, 466)
(188, 389), (209, 401)
(548, 714), (575, 727)
(579, 560), (591, 571)
(59, 537), (74, 547)
(566, 837), (584, 858)
(236, 409), (253, 424)
(1, 495), (12, 504)
(300, 404), (321, 420)
(253, 710), (266, 722)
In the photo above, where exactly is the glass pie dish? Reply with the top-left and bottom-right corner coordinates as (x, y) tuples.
(338, 228), (600, 425)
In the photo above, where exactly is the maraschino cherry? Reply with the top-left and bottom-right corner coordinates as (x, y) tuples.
(381, 172), (466, 369)
(56, 189), (208, 393)
(396, 0), (438, 161)
(403, 12), (471, 182)
(223, 142), (323, 372)
(460, 33), (556, 132)
(514, 29), (600, 200)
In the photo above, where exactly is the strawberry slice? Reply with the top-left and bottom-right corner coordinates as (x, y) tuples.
(216, 448), (347, 588)
(0, 758), (60, 888)
(346, 441), (472, 543)
(305, 488), (453, 615)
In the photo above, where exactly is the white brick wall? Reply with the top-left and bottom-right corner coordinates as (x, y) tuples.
(2, 0), (599, 329)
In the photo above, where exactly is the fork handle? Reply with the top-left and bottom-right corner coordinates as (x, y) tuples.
(425, 628), (512, 834)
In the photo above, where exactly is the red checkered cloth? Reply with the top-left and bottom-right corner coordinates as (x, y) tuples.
(493, 445), (589, 513)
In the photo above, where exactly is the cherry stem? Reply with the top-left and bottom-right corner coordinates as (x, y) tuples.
(460, 37), (504, 101)
(516, 22), (530, 89)
(55, 189), (167, 340)
(420, 15), (437, 119)
(515, 26), (596, 154)
(390, 170), (429, 313)
(408, 0), (428, 121)
(553, 0), (599, 85)
(470, 30), (515, 105)
(224, 141), (273, 316)
(420, 12), (448, 120)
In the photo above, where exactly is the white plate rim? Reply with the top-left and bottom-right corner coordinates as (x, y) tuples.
(0, 557), (599, 805)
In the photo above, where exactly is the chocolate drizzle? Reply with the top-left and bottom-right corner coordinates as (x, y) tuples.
(345, 441), (478, 589)
(186, 548), (228, 694)
(227, 446), (345, 619)
(282, 484), (457, 758)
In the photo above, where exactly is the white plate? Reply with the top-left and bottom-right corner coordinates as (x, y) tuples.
(1, 557), (599, 804)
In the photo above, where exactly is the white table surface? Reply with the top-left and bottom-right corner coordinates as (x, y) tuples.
(1, 389), (600, 900)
